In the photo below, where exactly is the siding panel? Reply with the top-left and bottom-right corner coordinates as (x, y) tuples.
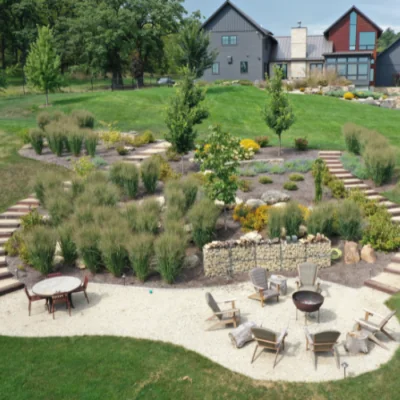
(206, 4), (256, 32)
(376, 40), (400, 86)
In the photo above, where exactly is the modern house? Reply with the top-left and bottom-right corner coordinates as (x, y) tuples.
(376, 37), (400, 86)
(202, 1), (399, 87)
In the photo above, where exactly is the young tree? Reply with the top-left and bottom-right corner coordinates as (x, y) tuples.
(165, 67), (208, 170)
(0, 70), (6, 91)
(195, 125), (246, 230)
(25, 25), (62, 106)
(263, 65), (295, 156)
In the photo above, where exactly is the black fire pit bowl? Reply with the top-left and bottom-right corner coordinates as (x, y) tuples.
(292, 290), (324, 313)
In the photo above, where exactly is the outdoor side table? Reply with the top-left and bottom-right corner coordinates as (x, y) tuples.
(345, 331), (369, 354)
(270, 275), (287, 295)
(229, 321), (257, 348)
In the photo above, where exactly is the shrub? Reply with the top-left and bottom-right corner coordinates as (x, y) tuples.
(37, 111), (51, 130)
(24, 226), (56, 275)
(128, 234), (154, 281)
(86, 170), (109, 185)
(29, 128), (44, 154)
(91, 156), (107, 168)
(71, 110), (95, 128)
(313, 159), (324, 202)
(141, 157), (161, 194)
(52, 110), (65, 121)
(5, 231), (26, 259)
(283, 202), (304, 236)
(240, 139), (260, 153)
(33, 170), (63, 206)
(188, 198), (220, 248)
(294, 138), (308, 151)
(344, 92), (355, 100)
(307, 202), (336, 236)
(75, 225), (102, 273)
(299, 87), (305, 92)
(72, 156), (96, 177)
(71, 177), (85, 199)
(99, 122), (122, 148)
(76, 182), (119, 208)
(284, 159), (314, 173)
(340, 152), (369, 179)
(166, 147), (181, 161)
(116, 146), (128, 156)
(259, 176), (273, 184)
(342, 123), (362, 154)
(152, 155), (180, 182)
(21, 209), (44, 230)
(126, 200), (161, 234)
(46, 190), (74, 226)
(84, 131), (98, 157)
(68, 130), (85, 156)
(283, 181), (298, 191)
(255, 136), (269, 147)
(155, 233), (186, 284)
(347, 189), (381, 217)
(337, 199), (363, 240)
(72, 205), (95, 228)
(238, 79), (253, 86)
(364, 146), (396, 186)
(269, 164), (286, 174)
(239, 167), (257, 177)
(328, 178), (346, 199)
(238, 179), (252, 192)
(181, 176), (199, 210)
(110, 162), (139, 198)
(233, 204), (270, 232)
(46, 125), (64, 156)
(165, 183), (186, 211)
(268, 207), (284, 239)
(58, 223), (78, 265)
(289, 173), (304, 182)
(100, 227), (128, 277)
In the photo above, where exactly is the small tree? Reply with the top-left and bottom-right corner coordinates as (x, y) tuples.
(195, 125), (246, 230)
(165, 67), (208, 171)
(25, 26), (62, 106)
(263, 65), (295, 156)
(313, 158), (324, 203)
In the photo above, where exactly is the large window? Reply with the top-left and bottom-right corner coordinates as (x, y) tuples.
(349, 11), (357, 50)
(359, 32), (376, 50)
(212, 62), (220, 75)
(276, 63), (288, 79)
(240, 61), (248, 74)
(310, 63), (323, 72)
(222, 35), (237, 46)
(325, 56), (370, 82)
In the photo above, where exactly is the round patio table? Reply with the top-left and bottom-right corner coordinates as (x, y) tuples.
(32, 276), (82, 308)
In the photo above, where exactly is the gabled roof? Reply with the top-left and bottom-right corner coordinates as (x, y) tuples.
(378, 36), (400, 57)
(323, 5), (383, 37)
(202, 0), (275, 39)
(271, 35), (333, 61)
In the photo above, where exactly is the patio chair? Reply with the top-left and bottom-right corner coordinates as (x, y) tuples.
(50, 292), (71, 320)
(205, 292), (240, 330)
(24, 286), (48, 316)
(248, 268), (279, 308)
(355, 309), (396, 350)
(251, 327), (288, 368)
(305, 328), (341, 370)
(46, 272), (62, 279)
(72, 276), (89, 303)
(296, 262), (321, 293)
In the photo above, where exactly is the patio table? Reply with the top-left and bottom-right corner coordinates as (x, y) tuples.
(32, 276), (82, 309)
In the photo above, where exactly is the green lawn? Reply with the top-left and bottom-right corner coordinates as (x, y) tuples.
(0, 293), (399, 400)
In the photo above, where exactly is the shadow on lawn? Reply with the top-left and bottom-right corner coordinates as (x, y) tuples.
(52, 95), (91, 106)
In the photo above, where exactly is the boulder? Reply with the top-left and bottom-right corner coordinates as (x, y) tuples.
(364, 99), (380, 107)
(245, 199), (265, 209)
(240, 231), (262, 243)
(261, 190), (290, 205)
(344, 241), (360, 265)
(272, 202), (287, 208)
(184, 224), (192, 233)
(184, 254), (200, 269)
(235, 197), (244, 205)
(361, 244), (376, 264)
(155, 196), (165, 208)
(77, 259), (86, 270)
(381, 99), (396, 109)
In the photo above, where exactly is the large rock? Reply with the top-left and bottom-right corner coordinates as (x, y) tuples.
(240, 231), (262, 243)
(381, 99), (396, 109)
(245, 199), (265, 209)
(261, 190), (290, 205)
(344, 241), (360, 265)
(361, 244), (376, 264)
(183, 254), (200, 269)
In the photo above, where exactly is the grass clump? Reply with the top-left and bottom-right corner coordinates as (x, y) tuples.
(29, 128), (44, 155)
(33, 171), (64, 206)
(58, 223), (78, 266)
(307, 202), (337, 236)
(282, 202), (304, 236)
(268, 207), (284, 239)
(141, 157), (160, 194)
(364, 147), (396, 186)
(110, 162), (139, 198)
(343, 123), (362, 154)
(100, 227), (128, 277)
(84, 131), (98, 157)
(37, 111), (51, 130)
(337, 199), (363, 241)
(289, 173), (304, 182)
(75, 225), (102, 273)
(283, 181), (298, 191)
(77, 182), (119, 207)
(46, 190), (74, 226)
(67, 130), (85, 157)
(188, 198), (220, 248)
(128, 234), (154, 282)
(71, 110), (95, 128)
(259, 176), (273, 184)
(125, 200), (161, 234)
(284, 159), (314, 173)
(45, 122), (65, 156)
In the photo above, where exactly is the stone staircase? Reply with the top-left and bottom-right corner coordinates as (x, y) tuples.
(0, 196), (39, 296)
(122, 140), (171, 166)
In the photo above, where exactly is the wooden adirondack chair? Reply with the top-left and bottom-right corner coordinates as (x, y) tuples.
(205, 292), (240, 330)
(296, 262), (321, 293)
(248, 268), (279, 308)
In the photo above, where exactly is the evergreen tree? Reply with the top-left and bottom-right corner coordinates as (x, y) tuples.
(25, 26), (62, 105)
(263, 66), (295, 156)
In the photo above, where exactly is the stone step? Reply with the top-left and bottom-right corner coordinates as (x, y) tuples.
(391, 253), (400, 263)
(343, 178), (363, 185)
(364, 279), (399, 295)
(0, 278), (24, 296)
(362, 189), (378, 195)
(8, 205), (37, 212)
(344, 183), (369, 189)
(0, 238), (8, 246)
(392, 216), (400, 224)
(0, 211), (28, 219)
(138, 148), (166, 155)
(385, 263), (400, 275)
(0, 247), (4, 256)
(0, 256), (6, 267)
(318, 151), (342, 156)
(325, 160), (342, 164)
(0, 267), (12, 280)
(17, 197), (40, 206)
(329, 168), (349, 174)
(0, 228), (17, 238)
(124, 155), (150, 161)
(334, 173), (354, 179)
(381, 201), (398, 209)
(319, 155), (341, 160)
(0, 219), (20, 228)
(388, 208), (400, 216)
(367, 272), (400, 291)
(366, 195), (385, 202)
(152, 141), (171, 149)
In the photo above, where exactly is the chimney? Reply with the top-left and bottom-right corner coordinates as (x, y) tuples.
(291, 26), (307, 59)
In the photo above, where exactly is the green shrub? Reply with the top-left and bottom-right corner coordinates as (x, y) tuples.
(347, 189), (380, 217)
(84, 131), (98, 157)
(73, 205), (95, 227)
(71, 110), (95, 128)
(141, 157), (161, 194)
(46, 126), (64, 156)
(328, 178), (346, 199)
(325, 90), (345, 98)
(71, 178), (85, 199)
(313, 159), (324, 202)
(283, 202), (304, 236)
(58, 223), (78, 265)
(29, 128), (44, 154)
(337, 199), (363, 240)
(307, 203), (336, 236)
(188, 198), (220, 248)
(46, 190), (74, 226)
(100, 227), (128, 277)
(110, 162), (139, 198)
(33, 171), (63, 206)
(72, 156), (96, 177)
(181, 176), (199, 210)
(238, 179), (252, 192)
(52, 110), (65, 121)
(4, 232), (24, 257)
(128, 234), (154, 282)
(86, 170), (109, 184)
(67, 130), (85, 156)
(91, 156), (107, 168)
(270, 165), (286, 174)
(364, 146), (396, 186)
(255, 136), (269, 147)
(289, 173), (304, 182)
(21, 209), (44, 231)
(163, 218), (186, 237)
(37, 111), (51, 130)
(77, 182), (119, 207)
(75, 225), (102, 273)
(283, 181), (298, 191)
(268, 208), (284, 239)
(116, 146), (128, 156)
(155, 233), (186, 284)
(239, 167), (257, 177)
(136, 200), (160, 234)
(165, 183), (186, 211)
(343, 123), (362, 154)
(166, 147), (181, 161)
(284, 159), (314, 173)
(294, 138), (308, 151)
(259, 176), (273, 184)
(24, 226), (56, 275)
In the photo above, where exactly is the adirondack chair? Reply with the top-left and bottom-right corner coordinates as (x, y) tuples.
(248, 268), (280, 308)
(305, 328), (341, 370)
(355, 309), (397, 350)
(251, 327), (288, 368)
(205, 292), (240, 330)
(296, 262), (321, 293)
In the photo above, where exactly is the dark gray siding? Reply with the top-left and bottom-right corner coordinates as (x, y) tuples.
(376, 40), (400, 86)
(206, 4), (256, 32)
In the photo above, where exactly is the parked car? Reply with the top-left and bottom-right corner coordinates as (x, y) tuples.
(157, 77), (175, 86)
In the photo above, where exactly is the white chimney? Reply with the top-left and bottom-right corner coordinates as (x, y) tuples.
(291, 26), (307, 59)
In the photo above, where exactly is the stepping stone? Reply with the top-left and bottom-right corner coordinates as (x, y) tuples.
(364, 279), (399, 295)
(0, 238), (8, 246)
(318, 151), (342, 156)
(343, 178), (362, 184)
(0, 278), (24, 296)
(329, 168), (348, 173)
(0, 228), (18, 238)
(385, 263), (400, 275)
(0, 211), (28, 219)
(152, 141), (172, 149)
(325, 162), (342, 167)
(392, 216), (400, 224)
(8, 204), (36, 212)
(387, 208), (400, 216)
(369, 272), (400, 290)
(137, 148), (166, 155)
(0, 219), (20, 228)
(344, 183), (369, 189)
(0, 267), (12, 280)
(0, 256), (6, 267)
(366, 195), (385, 202)
(380, 201), (398, 209)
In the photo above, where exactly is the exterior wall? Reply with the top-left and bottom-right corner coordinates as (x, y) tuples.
(291, 27), (307, 58)
(376, 40), (400, 86)
(269, 61), (291, 79)
(291, 61), (307, 78)
(206, 4), (256, 32)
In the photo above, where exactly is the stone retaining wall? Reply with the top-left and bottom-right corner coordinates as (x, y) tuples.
(203, 239), (331, 277)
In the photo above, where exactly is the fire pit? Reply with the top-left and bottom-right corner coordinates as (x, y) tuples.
(292, 290), (324, 324)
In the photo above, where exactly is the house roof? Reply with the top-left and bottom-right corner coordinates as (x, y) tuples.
(271, 35), (333, 61)
(323, 50), (373, 56)
(202, 0), (275, 40)
(323, 5), (383, 37)
(378, 36), (400, 57)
